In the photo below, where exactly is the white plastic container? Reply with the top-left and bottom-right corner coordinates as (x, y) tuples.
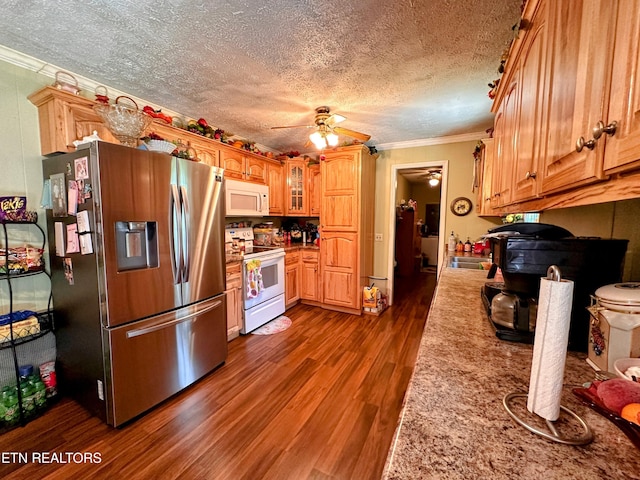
(588, 282), (640, 372)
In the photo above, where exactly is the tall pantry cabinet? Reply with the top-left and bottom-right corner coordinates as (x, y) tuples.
(320, 145), (376, 314)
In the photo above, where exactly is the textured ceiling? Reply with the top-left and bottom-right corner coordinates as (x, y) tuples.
(0, 0), (521, 153)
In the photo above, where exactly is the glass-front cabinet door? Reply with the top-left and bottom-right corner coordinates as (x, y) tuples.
(285, 158), (308, 216)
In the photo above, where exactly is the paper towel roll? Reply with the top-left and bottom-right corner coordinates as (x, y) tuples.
(527, 276), (574, 421)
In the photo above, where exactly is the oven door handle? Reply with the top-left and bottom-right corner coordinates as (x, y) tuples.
(244, 252), (285, 265)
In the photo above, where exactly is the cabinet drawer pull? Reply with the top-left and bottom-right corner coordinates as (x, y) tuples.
(525, 171), (537, 180)
(575, 136), (596, 153)
(592, 120), (617, 140)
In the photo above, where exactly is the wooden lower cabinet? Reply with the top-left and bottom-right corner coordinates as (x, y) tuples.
(320, 232), (359, 310)
(225, 262), (242, 341)
(285, 250), (300, 308)
(300, 250), (320, 301)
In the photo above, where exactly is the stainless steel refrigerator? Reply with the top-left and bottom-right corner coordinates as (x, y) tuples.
(43, 142), (227, 426)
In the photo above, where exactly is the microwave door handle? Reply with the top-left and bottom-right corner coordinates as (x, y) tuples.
(180, 185), (190, 282)
(170, 184), (182, 283)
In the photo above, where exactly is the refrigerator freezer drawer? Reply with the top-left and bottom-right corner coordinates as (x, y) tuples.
(105, 294), (227, 426)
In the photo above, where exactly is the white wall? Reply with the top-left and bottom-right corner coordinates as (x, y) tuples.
(373, 141), (503, 277)
(0, 60), (52, 311)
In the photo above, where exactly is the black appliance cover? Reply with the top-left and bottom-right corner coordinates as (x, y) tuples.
(487, 223), (628, 352)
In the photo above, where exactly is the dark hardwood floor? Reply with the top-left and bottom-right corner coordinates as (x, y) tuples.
(0, 272), (436, 480)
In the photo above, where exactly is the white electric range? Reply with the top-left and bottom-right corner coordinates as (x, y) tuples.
(226, 227), (285, 333)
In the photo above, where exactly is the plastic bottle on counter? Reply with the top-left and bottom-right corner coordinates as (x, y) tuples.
(464, 237), (472, 252)
(447, 231), (457, 252)
(18, 364), (34, 382)
(1, 386), (19, 425)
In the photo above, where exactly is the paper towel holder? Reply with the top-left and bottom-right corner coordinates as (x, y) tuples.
(502, 266), (594, 446)
(503, 392), (593, 445)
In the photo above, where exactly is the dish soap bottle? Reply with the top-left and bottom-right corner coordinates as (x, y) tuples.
(448, 231), (457, 252)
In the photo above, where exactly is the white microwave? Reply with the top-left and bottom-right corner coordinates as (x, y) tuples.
(225, 179), (269, 217)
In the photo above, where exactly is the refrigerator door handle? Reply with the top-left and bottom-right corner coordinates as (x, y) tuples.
(170, 184), (182, 284)
(126, 299), (223, 338)
(180, 185), (190, 282)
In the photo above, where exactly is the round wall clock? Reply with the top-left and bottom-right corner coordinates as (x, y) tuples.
(450, 197), (472, 216)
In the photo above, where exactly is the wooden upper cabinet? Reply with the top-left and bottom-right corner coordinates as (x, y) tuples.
(220, 148), (245, 180)
(321, 152), (359, 231)
(511, 0), (546, 203)
(267, 161), (285, 216)
(285, 158), (308, 216)
(603, 0), (640, 175)
(477, 138), (494, 215)
(220, 147), (267, 184)
(28, 87), (117, 154)
(246, 156), (267, 184)
(538, 0), (616, 195)
(181, 136), (220, 167)
(491, 77), (518, 208)
(308, 163), (321, 216)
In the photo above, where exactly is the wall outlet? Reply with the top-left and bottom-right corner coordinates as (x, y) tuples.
(375, 233), (383, 241)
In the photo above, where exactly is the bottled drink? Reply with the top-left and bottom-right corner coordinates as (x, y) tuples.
(18, 364), (34, 382)
(30, 377), (47, 408)
(447, 231), (457, 252)
(20, 381), (36, 414)
(464, 237), (472, 252)
(2, 386), (20, 425)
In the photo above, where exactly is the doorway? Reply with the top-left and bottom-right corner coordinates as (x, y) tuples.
(386, 161), (448, 306)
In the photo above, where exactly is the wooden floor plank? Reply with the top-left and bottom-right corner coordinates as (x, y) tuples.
(0, 271), (436, 480)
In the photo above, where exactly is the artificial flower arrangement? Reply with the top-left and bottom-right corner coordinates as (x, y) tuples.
(399, 199), (417, 211)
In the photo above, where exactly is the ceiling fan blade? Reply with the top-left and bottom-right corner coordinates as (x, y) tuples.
(270, 125), (315, 130)
(325, 113), (346, 127)
(333, 126), (371, 142)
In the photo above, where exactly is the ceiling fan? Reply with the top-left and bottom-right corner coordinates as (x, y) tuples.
(427, 170), (442, 186)
(271, 106), (371, 149)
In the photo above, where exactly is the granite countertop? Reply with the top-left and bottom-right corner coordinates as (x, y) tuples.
(383, 268), (639, 480)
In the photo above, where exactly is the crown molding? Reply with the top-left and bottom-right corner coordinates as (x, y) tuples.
(375, 131), (487, 151)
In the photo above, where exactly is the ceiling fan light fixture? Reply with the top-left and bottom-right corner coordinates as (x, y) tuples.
(428, 177), (440, 187)
(326, 132), (339, 147)
(309, 131), (327, 149)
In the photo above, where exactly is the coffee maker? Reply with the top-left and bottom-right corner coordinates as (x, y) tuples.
(481, 223), (628, 352)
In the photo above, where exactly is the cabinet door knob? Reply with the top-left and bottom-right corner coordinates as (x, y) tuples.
(592, 120), (617, 140)
(575, 136), (596, 153)
(525, 171), (537, 179)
